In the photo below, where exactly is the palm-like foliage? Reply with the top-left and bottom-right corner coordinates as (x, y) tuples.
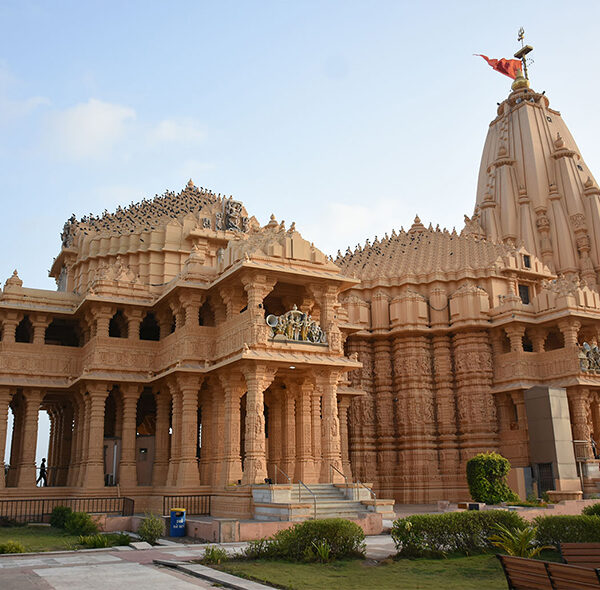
(488, 523), (553, 558)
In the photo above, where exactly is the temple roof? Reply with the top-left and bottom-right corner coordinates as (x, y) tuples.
(60, 180), (250, 247)
(335, 215), (523, 281)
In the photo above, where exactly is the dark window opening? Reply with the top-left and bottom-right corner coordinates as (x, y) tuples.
(545, 329), (565, 351)
(523, 255), (531, 268)
(15, 315), (33, 343)
(198, 301), (215, 327)
(522, 333), (534, 352)
(139, 313), (160, 341)
(240, 305), (248, 313)
(108, 310), (128, 338)
(518, 284), (530, 305)
(45, 318), (81, 347)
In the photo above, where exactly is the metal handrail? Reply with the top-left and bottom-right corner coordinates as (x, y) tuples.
(298, 480), (317, 519)
(356, 479), (376, 501)
(330, 464), (349, 497)
(273, 464), (292, 485)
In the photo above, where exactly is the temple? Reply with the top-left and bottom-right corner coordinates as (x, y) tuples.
(2, 60), (600, 521)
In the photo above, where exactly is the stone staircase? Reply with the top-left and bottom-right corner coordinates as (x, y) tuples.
(296, 483), (370, 519)
(252, 482), (395, 522)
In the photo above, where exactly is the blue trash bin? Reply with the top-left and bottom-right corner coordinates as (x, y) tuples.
(170, 508), (186, 537)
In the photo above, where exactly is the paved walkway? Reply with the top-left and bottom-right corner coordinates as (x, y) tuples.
(0, 536), (397, 589)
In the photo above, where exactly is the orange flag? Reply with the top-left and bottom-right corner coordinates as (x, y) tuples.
(476, 54), (522, 80)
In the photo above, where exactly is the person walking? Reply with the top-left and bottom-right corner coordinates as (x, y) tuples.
(36, 458), (47, 487)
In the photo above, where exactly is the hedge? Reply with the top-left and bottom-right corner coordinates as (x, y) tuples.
(391, 510), (527, 557)
(534, 515), (600, 547)
(466, 452), (519, 504)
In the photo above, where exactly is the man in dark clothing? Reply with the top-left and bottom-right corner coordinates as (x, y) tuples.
(36, 458), (47, 487)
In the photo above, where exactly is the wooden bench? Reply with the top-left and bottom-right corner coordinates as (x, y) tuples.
(497, 555), (600, 589)
(560, 543), (600, 568)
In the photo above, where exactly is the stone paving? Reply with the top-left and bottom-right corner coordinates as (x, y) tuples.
(0, 535), (398, 589)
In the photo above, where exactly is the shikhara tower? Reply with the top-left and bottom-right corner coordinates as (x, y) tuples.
(475, 73), (600, 285)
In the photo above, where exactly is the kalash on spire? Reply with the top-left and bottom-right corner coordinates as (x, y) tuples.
(473, 28), (600, 287)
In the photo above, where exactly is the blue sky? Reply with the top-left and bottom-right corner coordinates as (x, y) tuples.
(1, 0), (600, 462)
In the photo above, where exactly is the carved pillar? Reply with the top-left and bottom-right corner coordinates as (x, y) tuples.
(529, 328), (546, 353)
(166, 382), (181, 486)
(241, 364), (275, 484)
(310, 393), (321, 480)
(241, 273), (275, 319)
(393, 335), (438, 502)
(453, 331), (498, 467)
(559, 319), (582, 348)
(119, 384), (142, 487)
(282, 390), (296, 479)
(338, 397), (353, 480)
(176, 375), (201, 488)
(373, 338), (395, 489)
(152, 390), (170, 487)
(505, 325), (525, 352)
(432, 334), (460, 489)
(0, 387), (13, 489)
(58, 403), (73, 486)
(218, 373), (244, 485)
(569, 388), (593, 459)
(318, 369), (343, 481)
(82, 384), (109, 488)
(16, 388), (42, 488)
(293, 380), (312, 483)
(127, 310), (143, 340)
(31, 315), (48, 345)
(182, 294), (205, 327)
(92, 307), (113, 338)
(268, 393), (282, 481)
(198, 389), (212, 484)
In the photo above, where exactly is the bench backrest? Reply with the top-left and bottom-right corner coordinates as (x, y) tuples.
(560, 543), (600, 568)
(546, 562), (600, 589)
(497, 555), (553, 590)
(498, 554), (600, 590)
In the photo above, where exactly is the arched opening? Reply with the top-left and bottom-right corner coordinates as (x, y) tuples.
(522, 330), (534, 353)
(198, 300), (215, 327)
(545, 329), (565, 351)
(103, 391), (118, 486)
(45, 318), (81, 347)
(263, 282), (310, 318)
(108, 310), (128, 338)
(139, 313), (160, 341)
(136, 391), (156, 486)
(4, 405), (14, 486)
(15, 316), (33, 343)
(35, 408), (50, 487)
(169, 311), (176, 334)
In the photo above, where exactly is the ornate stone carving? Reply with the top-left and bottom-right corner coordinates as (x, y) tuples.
(266, 305), (326, 344)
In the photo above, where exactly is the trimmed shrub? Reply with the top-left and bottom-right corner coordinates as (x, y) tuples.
(78, 532), (130, 548)
(391, 510), (527, 558)
(138, 513), (164, 545)
(0, 540), (26, 553)
(64, 511), (98, 536)
(582, 503), (600, 517)
(203, 545), (228, 564)
(534, 515), (600, 548)
(243, 538), (276, 560)
(466, 452), (519, 504)
(270, 518), (365, 561)
(49, 506), (73, 529)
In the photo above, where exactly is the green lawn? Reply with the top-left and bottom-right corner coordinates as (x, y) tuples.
(218, 554), (509, 590)
(0, 525), (80, 552)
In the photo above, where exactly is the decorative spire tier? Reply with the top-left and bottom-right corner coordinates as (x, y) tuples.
(474, 85), (600, 287)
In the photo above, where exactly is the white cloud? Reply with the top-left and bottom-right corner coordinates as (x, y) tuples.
(149, 118), (205, 144)
(0, 60), (49, 126)
(45, 98), (136, 160)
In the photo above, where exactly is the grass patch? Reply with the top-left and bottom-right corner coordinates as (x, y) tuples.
(218, 554), (508, 590)
(0, 526), (81, 552)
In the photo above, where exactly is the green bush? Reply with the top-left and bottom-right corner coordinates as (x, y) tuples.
(49, 506), (73, 529)
(138, 513), (164, 545)
(391, 510), (527, 558)
(271, 518), (365, 561)
(0, 540), (26, 554)
(243, 537), (276, 559)
(582, 503), (600, 517)
(203, 545), (228, 564)
(64, 511), (98, 536)
(78, 532), (130, 548)
(466, 452), (519, 504)
(534, 515), (600, 548)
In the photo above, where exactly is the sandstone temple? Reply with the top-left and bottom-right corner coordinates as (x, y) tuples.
(1, 69), (600, 521)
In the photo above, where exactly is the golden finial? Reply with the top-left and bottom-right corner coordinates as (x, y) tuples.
(514, 27), (533, 81)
